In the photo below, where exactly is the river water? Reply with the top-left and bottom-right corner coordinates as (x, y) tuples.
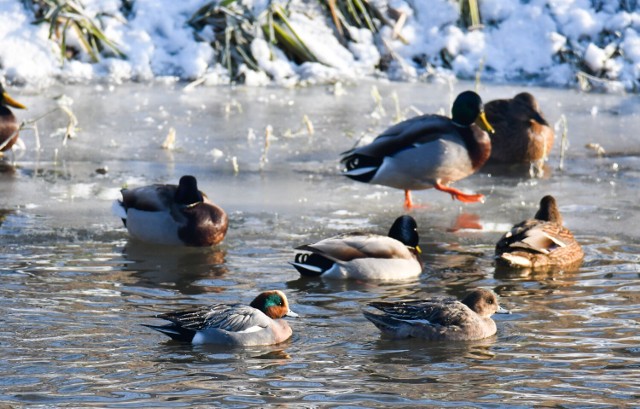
(1, 80), (639, 407)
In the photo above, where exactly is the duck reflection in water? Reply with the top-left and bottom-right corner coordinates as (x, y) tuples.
(368, 335), (498, 368)
(121, 240), (228, 295)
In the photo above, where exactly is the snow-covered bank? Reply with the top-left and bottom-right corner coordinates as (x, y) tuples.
(1, 0), (639, 92)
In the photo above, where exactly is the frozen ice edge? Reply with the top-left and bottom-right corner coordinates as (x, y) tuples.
(0, 0), (639, 92)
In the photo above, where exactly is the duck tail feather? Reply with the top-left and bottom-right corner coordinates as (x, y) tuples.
(340, 154), (381, 183)
(111, 200), (127, 226)
(142, 323), (195, 342)
(362, 311), (402, 333)
(290, 252), (334, 277)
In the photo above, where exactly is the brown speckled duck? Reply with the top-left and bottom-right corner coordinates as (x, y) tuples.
(484, 92), (554, 166)
(363, 288), (510, 341)
(341, 91), (494, 208)
(112, 175), (228, 247)
(0, 83), (27, 152)
(495, 195), (583, 269)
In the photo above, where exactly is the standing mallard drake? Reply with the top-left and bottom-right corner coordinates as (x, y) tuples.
(112, 175), (228, 247)
(484, 92), (554, 167)
(0, 83), (27, 153)
(341, 91), (494, 208)
(143, 290), (298, 345)
(290, 215), (422, 280)
(495, 195), (583, 269)
(363, 288), (510, 341)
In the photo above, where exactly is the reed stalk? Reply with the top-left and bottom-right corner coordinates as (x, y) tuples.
(24, 0), (126, 62)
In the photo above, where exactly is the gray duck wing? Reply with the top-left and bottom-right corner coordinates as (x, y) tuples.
(159, 304), (270, 333)
(121, 184), (177, 212)
(345, 115), (455, 158)
(296, 233), (407, 262)
(369, 297), (465, 326)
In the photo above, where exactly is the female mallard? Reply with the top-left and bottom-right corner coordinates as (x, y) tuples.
(495, 195), (583, 269)
(0, 83), (27, 152)
(144, 290), (298, 345)
(341, 91), (494, 208)
(112, 175), (228, 247)
(363, 288), (510, 341)
(290, 215), (422, 280)
(484, 92), (554, 165)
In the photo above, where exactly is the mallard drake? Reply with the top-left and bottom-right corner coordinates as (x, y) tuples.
(363, 288), (510, 341)
(341, 91), (494, 208)
(143, 290), (298, 345)
(495, 195), (583, 269)
(484, 92), (554, 165)
(112, 175), (228, 247)
(290, 215), (422, 280)
(0, 83), (27, 152)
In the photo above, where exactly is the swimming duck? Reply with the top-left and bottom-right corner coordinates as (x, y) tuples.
(363, 288), (510, 341)
(495, 195), (583, 269)
(484, 92), (554, 167)
(341, 91), (494, 208)
(143, 290), (298, 346)
(112, 175), (228, 247)
(290, 215), (422, 280)
(0, 83), (27, 153)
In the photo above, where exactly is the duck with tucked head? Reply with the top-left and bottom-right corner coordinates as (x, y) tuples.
(143, 290), (298, 346)
(0, 83), (27, 153)
(112, 175), (228, 247)
(495, 195), (583, 269)
(363, 288), (510, 341)
(484, 92), (554, 174)
(341, 91), (494, 208)
(290, 215), (422, 281)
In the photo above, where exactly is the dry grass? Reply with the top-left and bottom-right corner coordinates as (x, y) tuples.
(23, 0), (126, 62)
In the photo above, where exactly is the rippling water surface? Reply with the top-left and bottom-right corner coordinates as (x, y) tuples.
(1, 81), (639, 407)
